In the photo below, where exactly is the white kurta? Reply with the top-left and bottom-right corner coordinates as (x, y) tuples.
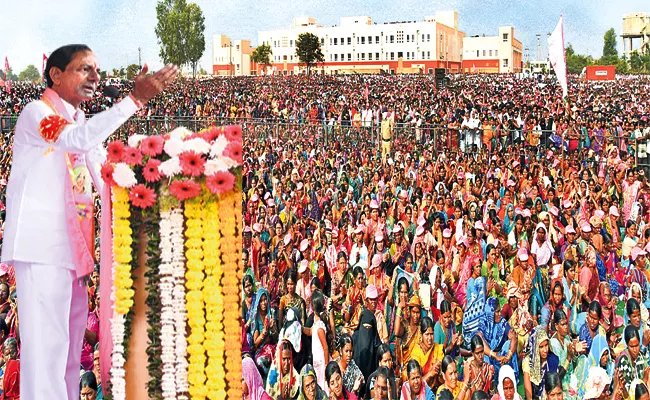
(2, 95), (138, 400)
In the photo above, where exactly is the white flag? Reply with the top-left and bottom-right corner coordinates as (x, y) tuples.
(547, 16), (568, 99)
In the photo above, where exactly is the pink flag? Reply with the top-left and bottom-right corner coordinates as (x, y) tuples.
(364, 84), (369, 100)
(3, 57), (8, 80)
(548, 16), (568, 99)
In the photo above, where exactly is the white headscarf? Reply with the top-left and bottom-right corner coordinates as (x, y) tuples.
(497, 365), (521, 400)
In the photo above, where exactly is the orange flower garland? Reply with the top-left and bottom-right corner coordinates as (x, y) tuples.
(220, 190), (242, 398)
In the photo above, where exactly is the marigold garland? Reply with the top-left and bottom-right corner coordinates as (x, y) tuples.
(185, 198), (207, 399)
(171, 207), (189, 398)
(159, 209), (176, 399)
(219, 190), (242, 398)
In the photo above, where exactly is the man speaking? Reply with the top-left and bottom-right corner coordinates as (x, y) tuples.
(0, 44), (178, 399)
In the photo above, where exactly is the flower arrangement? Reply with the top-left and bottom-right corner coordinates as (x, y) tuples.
(102, 125), (242, 400)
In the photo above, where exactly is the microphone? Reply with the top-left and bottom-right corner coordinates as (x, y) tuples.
(103, 85), (120, 99)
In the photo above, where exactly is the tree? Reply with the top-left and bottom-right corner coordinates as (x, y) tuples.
(126, 63), (141, 80)
(295, 32), (324, 74)
(630, 50), (644, 73)
(198, 66), (208, 75)
(18, 64), (40, 81)
(565, 43), (594, 75)
(119, 67), (125, 77)
(155, 0), (206, 76)
(251, 43), (272, 74)
(182, 2), (205, 77)
(100, 70), (108, 80)
(603, 28), (618, 58)
(0, 68), (18, 81)
(111, 68), (119, 77)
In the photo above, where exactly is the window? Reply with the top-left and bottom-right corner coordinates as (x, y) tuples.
(406, 52), (409, 60)
(341, 54), (344, 61)
(483, 50), (486, 57)
(489, 50), (492, 56)
(406, 34), (410, 43)
(330, 38), (332, 45)
(368, 36), (372, 44)
(321, 38), (324, 45)
(422, 34), (425, 42)
(427, 34), (430, 41)
(391, 52), (395, 60)
(348, 53), (351, 61)
(422, 52), (425, 59)
(390, 35), (394, 43)
(477, 50), (479, 57)
(357, 37), (359, 44)
(369, 53), (373, 60)
(357, 53), (359, 60)
(376, 52), (379, 60)
(427, 51), (430, 58)
(290, 40), (293, 47)
(376, 36), (379, 43)
(347, 37), (351, 45)
(341, 38), (344, 45)
(503, 59), (509, 67)
(361, 37), (365, 44)
(503, 33), (508, 42)
(495, 50), (498, 56)
(397, 31), (404, 43)
(361, 53), (366, 60)
(334, 38), (338, 45)
(398, 51), (403, 59)
(334, 54), (338, 61)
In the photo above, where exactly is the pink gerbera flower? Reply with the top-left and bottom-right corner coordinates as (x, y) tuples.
(101, 162), (116, 187)
(122, 146), (143, 166)
(206, 171), (235, 195)
(223, 141), (242, 165)
(128, 184), (157, 209)
(140, 136), (164, 157)
(169, 179), (202, 201)
(179, 151), (206, 177)
(107, 141), (125, 163)
(223, 125), (242, 142)
(201, 127), (222, 142)
(143, 159), (162, 183)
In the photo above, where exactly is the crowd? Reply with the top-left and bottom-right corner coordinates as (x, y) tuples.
(242, 74), (650, 400)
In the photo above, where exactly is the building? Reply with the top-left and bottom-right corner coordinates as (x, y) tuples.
(255, 12), (465, 75)
(461, 27), (523, 73)
(622, 12), (650, 58)
(212, 34), (255, 76)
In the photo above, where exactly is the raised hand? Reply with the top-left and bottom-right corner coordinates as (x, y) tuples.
(131, 63), (180, 105)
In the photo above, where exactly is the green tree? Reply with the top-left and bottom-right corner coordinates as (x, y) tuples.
(1, 68), (18, 81)
(603, 28), (618, 58)
(295, 32), (324, 74)
(111, 68), (119, 77)
(155, 0), (205, 76)
(617, 57), (630, 74)
(643, 50), (650, 73)
(251, 43), (272, 74)
(565, 43), (594, 75)
(182, 2), (205, 77)
(126, 63), (141, 79)
(630, 50), (644, 73)
(18, 64), (40, 81)
(100, 70), (108, 80)
(198, 66), (207, 75)
(119, 67), (125, 77)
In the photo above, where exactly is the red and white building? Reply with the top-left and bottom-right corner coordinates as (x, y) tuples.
(212, 12), (466, 75)
(212, 34), (256, 76)
(461, 26), (523, 73)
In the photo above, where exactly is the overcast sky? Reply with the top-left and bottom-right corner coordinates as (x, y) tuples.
(0, 0), (647, 74)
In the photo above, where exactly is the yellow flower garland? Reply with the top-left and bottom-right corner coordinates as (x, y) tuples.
(185, 197), (207, 399)
(113, 187), (134, 315)
(219, 190), (242, 398)
(203, 197), (225, 399)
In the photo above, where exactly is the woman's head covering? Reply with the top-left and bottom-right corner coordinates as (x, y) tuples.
(299, 364), (328, 400)
(267, 340), (299, 398)
(526, 326), (550, 385)
(583, 367), (612, 399)
(503, 203), (516, 235)
(354, 308), (380, 378)
(243, 356), (268, 400)
(249, 287), (270, 332)
(279, 307), (302, 352)
(497, 365), (517, 400)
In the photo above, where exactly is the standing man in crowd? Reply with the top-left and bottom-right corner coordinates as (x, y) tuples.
(381, 107), (394, 163)
(0, 44), (178, 399)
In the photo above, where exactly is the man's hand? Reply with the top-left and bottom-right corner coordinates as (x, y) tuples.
(131, 63), (180, 105)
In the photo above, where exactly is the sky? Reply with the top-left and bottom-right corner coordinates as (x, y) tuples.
(0, 0), (647, 75)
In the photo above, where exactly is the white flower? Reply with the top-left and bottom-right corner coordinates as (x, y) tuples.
(204, 158), (230, 176)
(183, 138), (211, 155)
(112, 163), (137, 188)
(209, 135), (229, 158)
(164, 138), (184, 157)
(168, 127), (192, 140)
(127, 134), (147, 148)
(159, 157), (181, 177)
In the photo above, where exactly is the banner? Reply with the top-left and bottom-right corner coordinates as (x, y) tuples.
(547, 16), (568, 99)
(3, 57), (8, 80)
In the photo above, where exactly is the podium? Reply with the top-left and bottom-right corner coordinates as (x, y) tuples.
(98, 126), (243, 399)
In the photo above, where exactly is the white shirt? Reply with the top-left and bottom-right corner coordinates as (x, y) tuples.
(1, 96), (138, 267)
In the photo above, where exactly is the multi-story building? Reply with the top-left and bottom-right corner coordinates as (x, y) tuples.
(461, 26), (523, 73)
(212, 34), (255, 76)
(253, 11), (465, 75)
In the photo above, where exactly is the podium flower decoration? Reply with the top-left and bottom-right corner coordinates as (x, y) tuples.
(102, 125), (242, 400)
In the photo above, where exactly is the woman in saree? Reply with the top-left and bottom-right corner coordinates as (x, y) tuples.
(522, 326), (561, 400)
(406, 317), (443, 388)
(572, 334), (613, 399)
(549, 308), (584, 396)
(625, 297), (650, 349)
(436, 356), (472, 400)
(261, 254), (284, 310)
(463, 335), (495, 394)
(478, 297), (519, 385)
(298, 364), (329, 400)
(434, 300), (462, 359)
(492, 365), (522, 400)
(623, 169), (642, 223)
(503, 282), (534, 354)
(502, 204), (516, 239)
(279, 269), (308, 327)
(251, 287), (279, 377)
(342, 267), (366, 334)
(243, 356), (274, 400)
(597, 281), (622, 334)
(398, 295), (424, 373)
(462, 261), (488, 347)
(243, 272), (258, 355)
(401, 359), (436, 400)
(578, 301), (607, 356)
(452, 240), (474, 307)
(386, 271), (415, 350)
(615, 325), (649, 397)
(540, 279), (571, 332)
(266, 340), (301, 400)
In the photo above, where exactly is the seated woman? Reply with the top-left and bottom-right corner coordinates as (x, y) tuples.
(342, 267), (366, 334)
(434, 300), (462, 359)
(573, 334), (613, 399)
(462, 261), (487, 347)
(80, 371), (99, 400)
(491, 365), (522, 400)
(522, 327), (561, 400)
(463, 335), (495, 394)
(436, 356), (472, 400)
(298, 364), (329, 400)
(615, 325), (649, 396)
(326, 361), (358, 400)
(400, 359), (435, 400)
(631, 380), (650, 400)
(405, 317), (443, 388)
(539, 280), (570, 332)
(625, 297), (650, 349)
(335, 334), (364, 396)
(542, 372), (563, 400)
(243, 356), (273, 400)
(549, 309), (585, 394)
(477, 297), (519, 385)
(397, 295), (423, 372)
(578, 301), (607, 355)
(251, 287), (279, 377)
(266, 340), (300, 400)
